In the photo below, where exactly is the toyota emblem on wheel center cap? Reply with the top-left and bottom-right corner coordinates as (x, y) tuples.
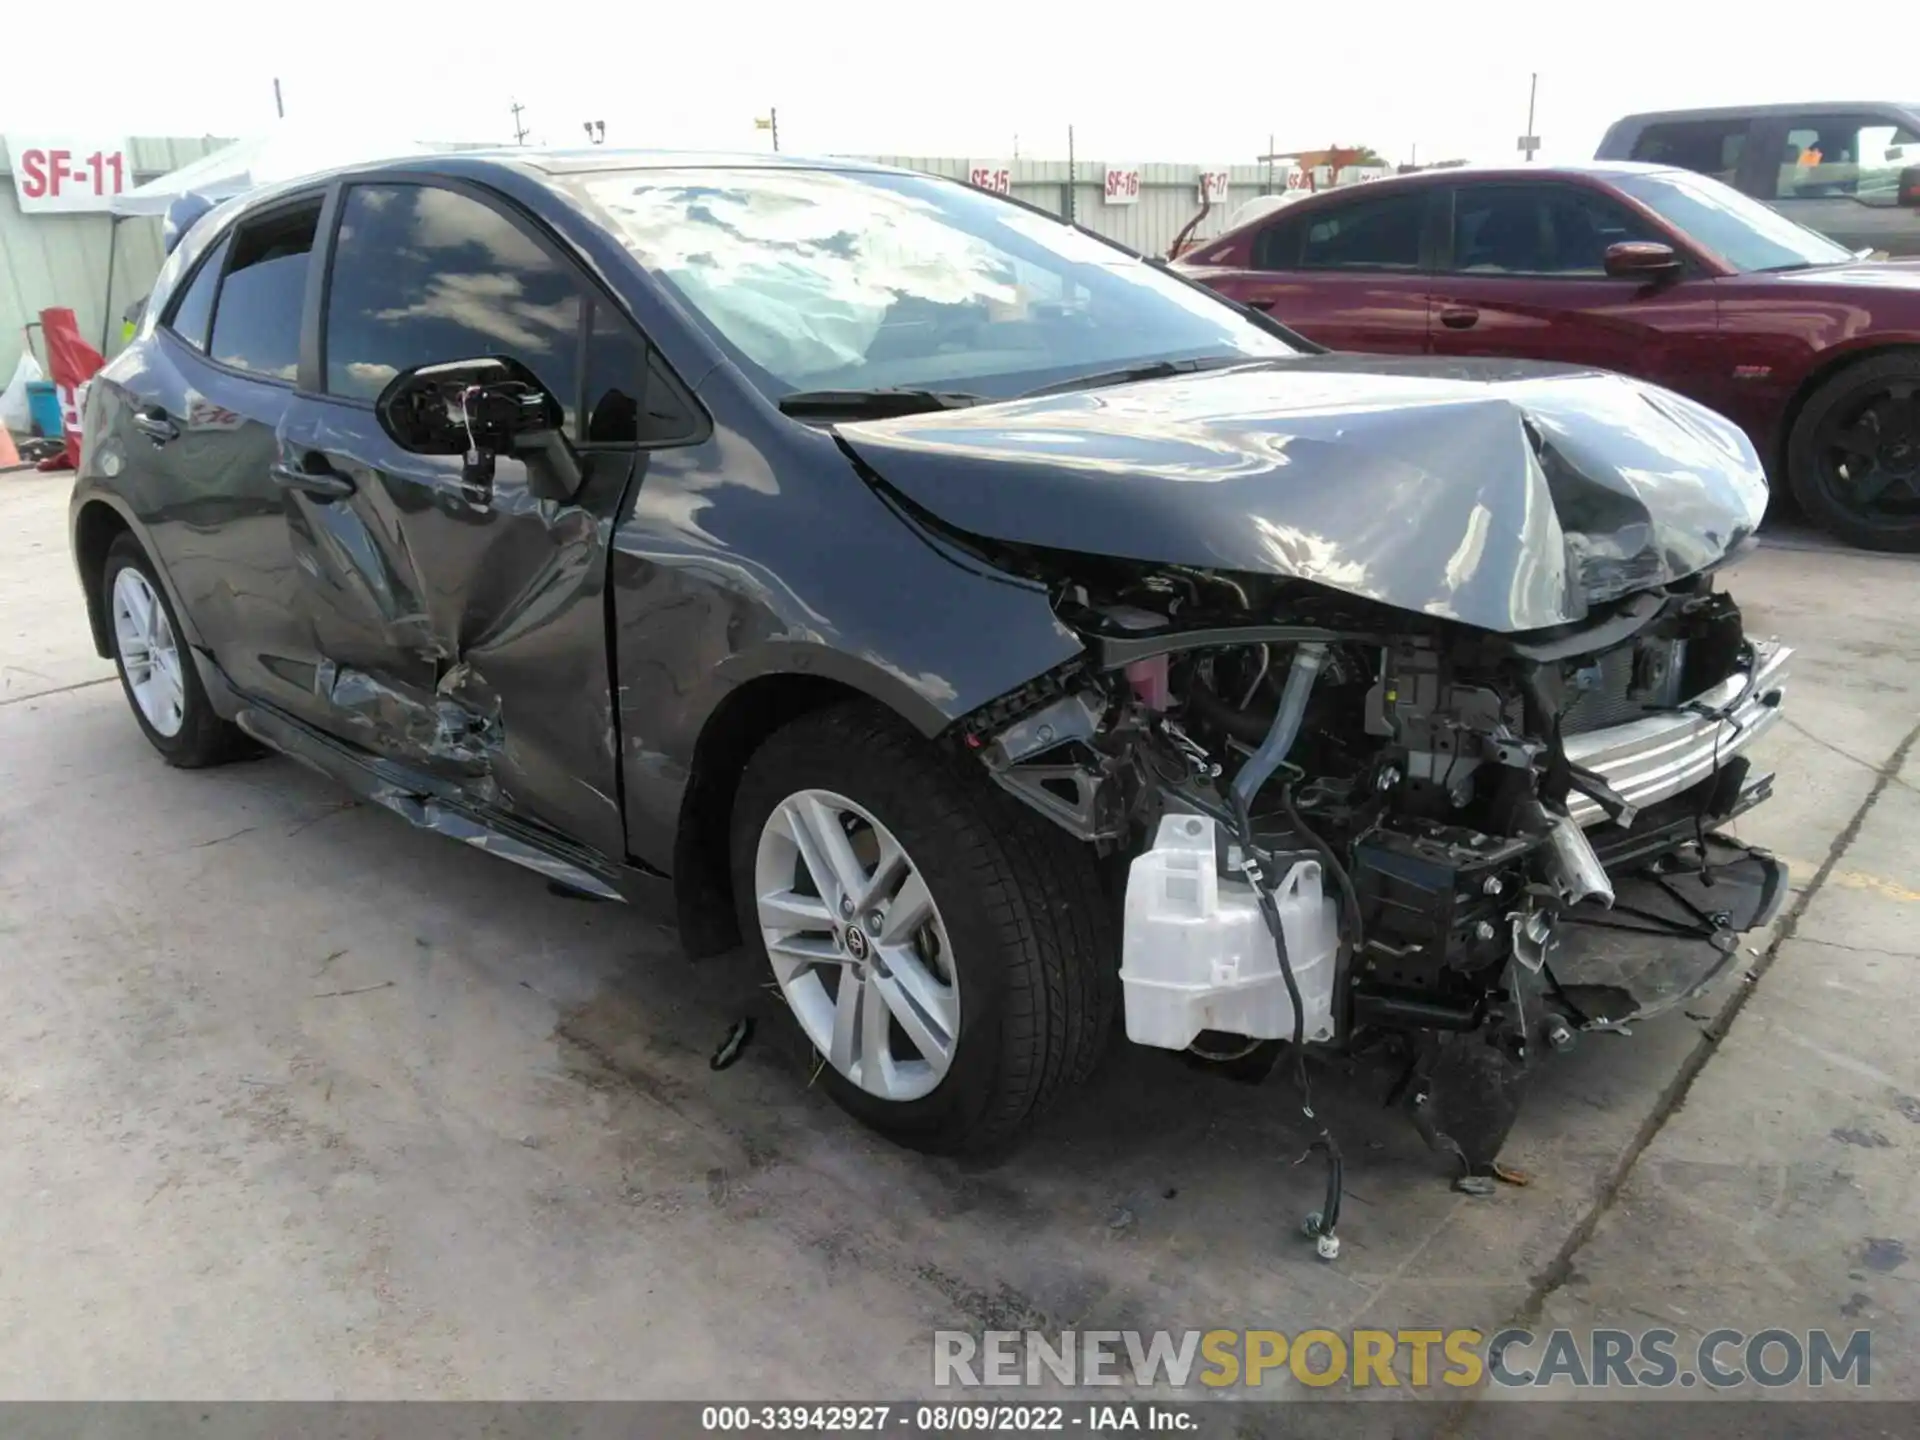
(844, 926), (871, 963)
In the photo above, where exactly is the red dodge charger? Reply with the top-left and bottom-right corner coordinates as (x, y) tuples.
(1180, 162), (1920, 551)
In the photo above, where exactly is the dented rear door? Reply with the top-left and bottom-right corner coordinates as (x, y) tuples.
(268, 176), (641, 859)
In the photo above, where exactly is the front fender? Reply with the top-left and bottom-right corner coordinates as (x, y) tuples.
(607, 437), (1085, 874)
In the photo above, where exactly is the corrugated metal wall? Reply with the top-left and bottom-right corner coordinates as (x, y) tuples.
(0, 136), (230, 381)
(856, 156), (1285, 254)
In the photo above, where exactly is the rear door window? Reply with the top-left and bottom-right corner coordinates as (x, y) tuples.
(1251, 217), (1303, 269)
(1770, 115), (1920, 206)
(1629, 119), (1750, 185)
(1298, 191), (1425, 270)
(163, 234), (229, 352)
(208, 204), (320, 381)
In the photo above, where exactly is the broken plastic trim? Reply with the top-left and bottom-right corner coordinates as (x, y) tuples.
(1091, 624), (1353, 672)
(990, 764), (1121, 843)
(230, 696), (665, 905)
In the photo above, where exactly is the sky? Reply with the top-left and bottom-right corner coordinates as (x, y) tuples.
(6, 0), (1914, 170)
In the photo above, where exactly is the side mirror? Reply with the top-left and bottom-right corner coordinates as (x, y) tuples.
(1604, 241), (1683, 281)
(1899, 166), (1920, 208)
(374, 357), (581, 504)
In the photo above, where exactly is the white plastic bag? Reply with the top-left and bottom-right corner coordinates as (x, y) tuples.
(0, 352), (43, 433)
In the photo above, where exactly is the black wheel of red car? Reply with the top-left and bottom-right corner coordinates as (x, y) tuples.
(729, 699), (1116, 1156)
(1786, 351), (1920, 552)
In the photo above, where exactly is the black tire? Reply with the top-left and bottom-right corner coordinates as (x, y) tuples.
(102, 533), (253, 767)
(730, 700), (1116, 1155)
(1785, 351), (1920, 552)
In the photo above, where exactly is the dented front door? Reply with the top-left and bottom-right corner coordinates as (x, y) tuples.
(266, 176), (639, 860)
(272, 400), (633, 858)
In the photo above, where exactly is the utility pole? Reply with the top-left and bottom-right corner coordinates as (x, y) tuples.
(1266, 131), (1274, 193)
(273, 78), (284, 119)
(771, 107), (779, 152)
(510, 100), (529, 145)
(1520, 72), (1541, 162)
(1066, 124), (1076, 222)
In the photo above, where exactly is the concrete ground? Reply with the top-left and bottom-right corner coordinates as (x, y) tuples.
(2, 467), (1917, 1416)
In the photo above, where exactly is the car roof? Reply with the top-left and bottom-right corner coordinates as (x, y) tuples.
(470, 147), (904, 176)
(206, 148), (921, 225)
(1611, 101), (1920, 125)
(307, 147), (902, 182)
(1274, 161), (1676, 198)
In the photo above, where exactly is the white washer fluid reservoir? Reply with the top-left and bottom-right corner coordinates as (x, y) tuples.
(1119, 812), (1340, 1051)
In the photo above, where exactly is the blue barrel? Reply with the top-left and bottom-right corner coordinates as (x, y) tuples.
(25, 381), (62, 438)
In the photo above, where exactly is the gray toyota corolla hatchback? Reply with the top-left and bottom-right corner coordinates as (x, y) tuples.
(71, 150), (1789, 1245)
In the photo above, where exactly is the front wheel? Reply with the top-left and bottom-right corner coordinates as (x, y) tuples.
(1786, 351), (1920, 552)
(730, 701), (1116, 1155)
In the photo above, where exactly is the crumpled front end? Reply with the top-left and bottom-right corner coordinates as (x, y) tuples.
(954, 543), (1791, 1179)
(841, 356), (1772, 634)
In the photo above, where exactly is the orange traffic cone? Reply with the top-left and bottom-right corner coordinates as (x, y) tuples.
(0, 427), (21, 470)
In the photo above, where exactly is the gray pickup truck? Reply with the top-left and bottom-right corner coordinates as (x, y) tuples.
(1597, 101), (1920, 256)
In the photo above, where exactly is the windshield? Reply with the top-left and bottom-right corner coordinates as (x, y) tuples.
(1612, 169), (1857, 272)
(564, 165), (1296, 400)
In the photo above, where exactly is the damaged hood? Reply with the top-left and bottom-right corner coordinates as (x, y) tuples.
(838, 355), (1769, 633)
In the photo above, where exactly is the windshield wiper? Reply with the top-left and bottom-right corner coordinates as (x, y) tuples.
(1019, 355), (1254, 399)
(777, 388), (989, 419)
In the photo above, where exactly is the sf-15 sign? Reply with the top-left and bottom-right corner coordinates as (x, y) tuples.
(967, 164), (1013, 195)
(7, 136), (135, 213)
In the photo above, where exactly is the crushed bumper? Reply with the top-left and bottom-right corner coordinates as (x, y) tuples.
(1547, 835), (1789, 1025)
(1564, 640), (1790, 828)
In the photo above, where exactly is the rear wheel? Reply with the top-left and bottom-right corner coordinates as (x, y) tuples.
(102, 533), (252, 767)
(1786, 351), (1920, 552)
(730, 701), (1115, 1155)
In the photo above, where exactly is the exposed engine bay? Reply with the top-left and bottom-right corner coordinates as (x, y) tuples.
(962, 551), (1790, 1240)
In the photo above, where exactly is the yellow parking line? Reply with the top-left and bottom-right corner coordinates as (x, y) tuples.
(1779, 856), (1920, 904)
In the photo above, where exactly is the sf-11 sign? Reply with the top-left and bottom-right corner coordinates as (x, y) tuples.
(1198, 169), (1232, 204)
(1104, 166), (1141, 205)
(7, 136), (135, 213)
(968, 164), (1013, 194)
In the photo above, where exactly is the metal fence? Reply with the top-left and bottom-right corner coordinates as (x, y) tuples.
(0, 136), (231, 382)
(854, 156), (1287, 256)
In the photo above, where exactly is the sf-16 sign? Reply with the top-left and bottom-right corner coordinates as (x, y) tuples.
(7, 136), (135, 213)
(1103, 166), (1141, 205)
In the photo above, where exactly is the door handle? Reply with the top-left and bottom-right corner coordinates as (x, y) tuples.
(1438, 305), (1480, 330)
(1248, 298), (1278, 312)
(132, 406), (179, 444)
(270, 458), (356, 500)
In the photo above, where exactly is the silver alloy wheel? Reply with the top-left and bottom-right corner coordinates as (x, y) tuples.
(111, 567), (186, 738)
(754, 788), (960, 1102)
